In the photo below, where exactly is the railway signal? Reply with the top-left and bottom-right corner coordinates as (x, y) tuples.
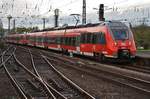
(7, 15), (12, 34)
(42, 18), (46, 29)
(82, 0), (86, 25)
(54, 9), (59, 27)
(99, 4), (105, 21)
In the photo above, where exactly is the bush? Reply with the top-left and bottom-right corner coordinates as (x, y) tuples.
(132, 25), (150, 50)
(0, 39), (5, 49)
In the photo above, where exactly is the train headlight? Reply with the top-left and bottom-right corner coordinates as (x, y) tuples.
(129, 41), (131, 46)
(114, 42), (117, 46)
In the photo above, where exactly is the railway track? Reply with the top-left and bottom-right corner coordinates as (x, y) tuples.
(13, 46), (95, 99)
(13, 49), (66, 98)
(40, 48), (150, 75)
(7, 45), (150, 98)
(0, 46), (72, 98)
(2, 47), (54, 98)
(17, 44), (150, 74)
(1, 46), (28, 98)
(119, 65), (150, 74)
(46, 56), (150, 94)
(36, 48), (150, 95)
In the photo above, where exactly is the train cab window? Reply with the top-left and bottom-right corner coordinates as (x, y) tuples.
(111, 29), (128, 40)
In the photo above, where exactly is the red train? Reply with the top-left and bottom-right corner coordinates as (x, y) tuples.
(6, 21), (136, 61)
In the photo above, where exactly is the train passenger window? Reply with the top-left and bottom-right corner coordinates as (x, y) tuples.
(65, 37), (67, 45)
(44, 37), (47, 43)
(96, 33), (101, 44)
(80, 33), (86, 44)
(81, 33), (94, 44)
(70, 37), (74, 46)
(62, 37), (64, 44)
(62, 37), (65, 45)
(86, 33), (92, 43)
(60, 37), (63, 44)
(67, 37), (70, 45)
(56, 37), (61, 44)
(69, 37), (72, 45)
(99, 32), (106, 44)
(76, 36), (80, 46)
(65, 37), (68, 45)
(29, 37), (34, 42)
(37, 37), (41, 42)
(92, 33), (97, 44)
(66, 37), (69, 45)
(49, 37), (56, 44)
(91, 32), (106, 44)
(71, 37), (74, 46)
(73, 37), (76, 46)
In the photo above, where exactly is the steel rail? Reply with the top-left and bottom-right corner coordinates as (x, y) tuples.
(42, 55), (95, 99)
(0, 46), (13, 68)
(13, 53), (59, 99)
(1, 47), (28, 99)
(17, 45), (150, 95)
(46, 56), (150, 95)
(44, 53), (150, 87)
(29, 49), (67, 99)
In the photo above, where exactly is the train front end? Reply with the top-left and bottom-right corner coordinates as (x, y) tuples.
(107, 21), (136, 59)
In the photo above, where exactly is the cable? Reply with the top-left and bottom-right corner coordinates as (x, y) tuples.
(56, 0), (80, 9)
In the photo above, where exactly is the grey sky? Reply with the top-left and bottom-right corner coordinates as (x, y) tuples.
(0, 0), (150, 28)
(0, 0), (150, 18)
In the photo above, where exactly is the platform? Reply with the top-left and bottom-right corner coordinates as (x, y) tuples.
(136, 51), (150, 58)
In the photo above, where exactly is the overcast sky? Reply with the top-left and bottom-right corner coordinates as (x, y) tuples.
(0, 0), (150, 28)
(0, 0), (150, 18)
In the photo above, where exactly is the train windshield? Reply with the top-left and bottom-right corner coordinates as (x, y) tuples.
(108, 22), (130, 40)
(111, 29), (128, 40)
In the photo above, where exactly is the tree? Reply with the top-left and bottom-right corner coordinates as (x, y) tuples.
(0, 27), (4, 37)
(132, 25), (150, 49)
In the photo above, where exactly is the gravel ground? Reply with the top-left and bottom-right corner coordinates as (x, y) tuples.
(0, 68), (17, 98)
(0, 45), (150, 99)
(136, 51), (150, 58)
(51, 61), (150, 99)
(0, 47), (18, 98)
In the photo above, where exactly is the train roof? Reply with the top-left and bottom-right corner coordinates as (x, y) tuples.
(6, 21), (127, 36)
(33, 21), (126, 32)
(36, 23), (103, 32)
